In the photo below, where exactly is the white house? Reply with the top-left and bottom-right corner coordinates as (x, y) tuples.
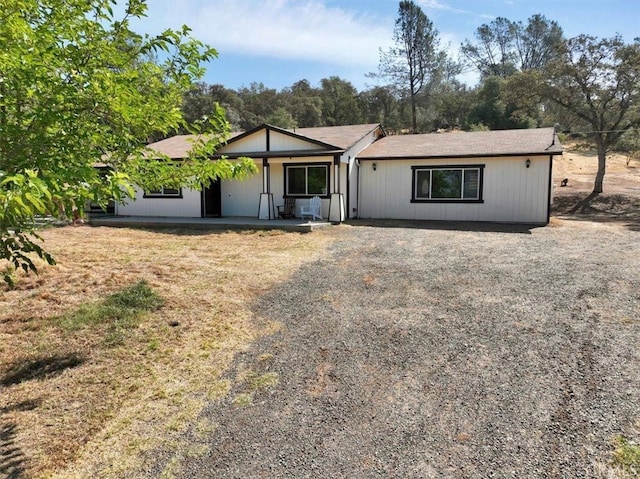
(356, 127), (563, 224)
(116, 123), (384, 222)
(115, 124), (563, 225)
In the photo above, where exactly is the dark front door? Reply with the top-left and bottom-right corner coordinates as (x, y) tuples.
(203, 180), (221, 217)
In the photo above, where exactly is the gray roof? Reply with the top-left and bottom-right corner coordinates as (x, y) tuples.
(358, 127), (563, 159)
(145, 132), (242, 159)
(290, 124), (382, 150)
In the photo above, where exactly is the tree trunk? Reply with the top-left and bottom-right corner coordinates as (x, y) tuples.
(410, 93), (417, 133)
(592, 136), (607, 195)
(0, 82), (5, 168)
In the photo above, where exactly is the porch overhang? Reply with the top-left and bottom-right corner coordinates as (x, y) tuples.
(211, 149), (344, 160)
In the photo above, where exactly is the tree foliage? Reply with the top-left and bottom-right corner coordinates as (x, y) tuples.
(319, 76), (362, 126)
(359, 86), (400, 130)
(0, 0), (256, 284)
(171, 10), (637, 197)
(461, 14), (564, 78)
(281, 80), (323, 128)
(373, 0), (447, 132)
(507, 35), (640, 194)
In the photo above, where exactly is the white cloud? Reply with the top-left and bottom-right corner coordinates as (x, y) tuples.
(144, 0), (393, 70)
(416, 0), (470, 15)
(416, 0), (450, 9)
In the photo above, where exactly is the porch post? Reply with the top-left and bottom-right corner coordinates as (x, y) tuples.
(258, 157), (275, 219)
(329, 154), (345, 223)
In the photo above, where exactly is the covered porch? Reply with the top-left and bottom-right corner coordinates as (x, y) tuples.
(89, 214), (332, 233)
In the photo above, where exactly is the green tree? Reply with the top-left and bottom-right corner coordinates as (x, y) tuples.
(359, 86), (400, 131)
(319, 76), (362, 126)
(265, 107), (297, 129)
(373, 0), (446, 132)
(461, 17), (518, 78)
(468, 76), (535, 130)
(236, 82), (281, 130)
(281, 80), (323, 128)
(182, 83), (243, 131)
(461, 14), (563, 78)
(433, 81), (476, 130)
(507, 35), (640, 194)
(0, 0), (256, 285)
(182, 82), (217, 127)
(515, 14), (564, 71)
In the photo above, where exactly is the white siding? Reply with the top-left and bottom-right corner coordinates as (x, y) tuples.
(219, 130), (326, 154)
(342, 127), (382, 219)
(268, 156), (333, 218)
(220, 164), (264, 217)
(116, 163), (264, 218)
(269, 131), (322, 151)
(358, 156), (551, 224)
(339, 162), (348, 197)
(219, 134), (266, 154)
(117, 187), (202, 217)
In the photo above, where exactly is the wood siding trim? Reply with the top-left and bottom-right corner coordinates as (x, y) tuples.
(358, 152), (563, 161)
(546, 154), (554, 224)
(226, 123), (340, 151)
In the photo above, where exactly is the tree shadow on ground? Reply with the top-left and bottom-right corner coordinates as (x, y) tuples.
(552, 193), (640, 232)
(1, 353), (85, 387)
(0, 422), (26, 478)
(0, 398), (42, 479)
(345, 219), (539, 234)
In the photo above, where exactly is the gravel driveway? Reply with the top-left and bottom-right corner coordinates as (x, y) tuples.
(155, 220), (640, 478)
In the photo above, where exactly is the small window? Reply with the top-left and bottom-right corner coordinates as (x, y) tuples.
(411, 165), (484, 202)
(285, 164), (329, 197)
(144, 187), (182, 198)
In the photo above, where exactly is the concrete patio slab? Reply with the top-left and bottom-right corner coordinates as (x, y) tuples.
(88, 215), (332, 233)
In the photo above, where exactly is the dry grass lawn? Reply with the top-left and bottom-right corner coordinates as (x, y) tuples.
(0, 226), (335, 478)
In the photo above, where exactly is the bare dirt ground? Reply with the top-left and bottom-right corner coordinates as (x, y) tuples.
(552, 144), (640, 196)
(552, 144), (640, 229)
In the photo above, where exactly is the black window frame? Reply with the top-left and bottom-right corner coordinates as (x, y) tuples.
(143, 187), (183, 199)
(283, 162), (331, 198)
(411, 164), (484, 203)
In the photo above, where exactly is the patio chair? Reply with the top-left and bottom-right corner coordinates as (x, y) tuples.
(277, 197), (296, 219)
(299, 195), (322, 221)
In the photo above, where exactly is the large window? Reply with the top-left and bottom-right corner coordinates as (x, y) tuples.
(144, 187), (182, 198)
(285, 163), (329, 197)
(411, 165), (484, 202)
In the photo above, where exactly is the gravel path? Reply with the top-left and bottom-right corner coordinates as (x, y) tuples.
(154, 220), (640, 478)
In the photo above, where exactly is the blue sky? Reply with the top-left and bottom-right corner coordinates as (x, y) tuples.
(132, 0), (640, 91)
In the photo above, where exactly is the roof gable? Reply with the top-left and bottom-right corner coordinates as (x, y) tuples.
(222, 124), (338, 153)
(219, 124), (338, 155)
(146, 123), (383, 159)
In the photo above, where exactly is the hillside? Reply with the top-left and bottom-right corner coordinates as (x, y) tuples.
(553, 144), (640, 195)
(552, 144), (640, 221)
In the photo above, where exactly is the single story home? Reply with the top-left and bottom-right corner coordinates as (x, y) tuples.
(115, 124), (563, 224)
(356, 127), (563, 224)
